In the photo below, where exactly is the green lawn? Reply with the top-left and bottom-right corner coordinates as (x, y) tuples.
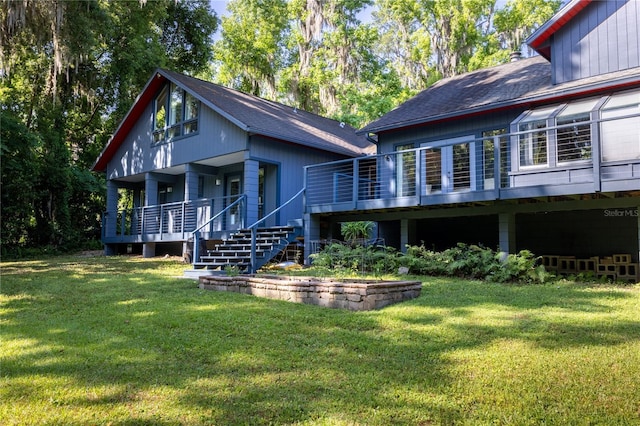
(1, 255), (639, 425)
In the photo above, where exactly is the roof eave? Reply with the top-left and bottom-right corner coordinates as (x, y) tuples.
(360, 75), (640, 135)
(91, 69), (254, 173)
(92, 70), (167, 172)
(526, 0), (593, 58)
(248, 128), (367, 157)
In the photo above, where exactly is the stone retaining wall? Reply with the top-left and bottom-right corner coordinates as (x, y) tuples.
(198, 275), (422, 311)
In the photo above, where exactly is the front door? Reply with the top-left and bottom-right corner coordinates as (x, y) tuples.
(422, 136), (474, 194)
(226, 176), (242, 229)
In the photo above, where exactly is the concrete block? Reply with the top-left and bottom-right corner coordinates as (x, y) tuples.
(577, 259), (596, 273)
(542, 255), (559, 271)
(613, 254), (632, 264)
(558, 256), (577, 273)
(616, 263), (638, 281)
(597, 263), (617, 280)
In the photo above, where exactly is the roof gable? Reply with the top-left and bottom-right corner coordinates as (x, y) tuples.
(526, 0), (593, 60)
(93, 69), (372, 172)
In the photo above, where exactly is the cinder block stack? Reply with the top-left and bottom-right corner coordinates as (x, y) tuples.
(577, 257), (598, 273)
(611, 254), (638, 281)
(596, 257), (617, 280)
(541, 253), (638, 282)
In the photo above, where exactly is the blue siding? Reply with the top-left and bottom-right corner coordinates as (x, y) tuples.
(106, 104), (247, 181)
(377, 111), (519, 152)
(552, 0), (639, 84)
(250, 135), (349, 224)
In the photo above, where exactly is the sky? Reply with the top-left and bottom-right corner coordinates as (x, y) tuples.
(209, 0), (229, 18)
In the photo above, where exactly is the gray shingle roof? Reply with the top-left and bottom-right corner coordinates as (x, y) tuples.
(160, 69), (374, 156)
(359, 55), (640, 134)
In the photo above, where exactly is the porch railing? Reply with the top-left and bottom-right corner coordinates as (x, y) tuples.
(103, 195), (246, 242)
(246, 187), (305, 273)
(305, 110), (640, 212)
(190, 194), (247, 267)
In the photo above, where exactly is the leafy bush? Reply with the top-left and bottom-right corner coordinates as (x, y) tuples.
(309, 243), (399, 275)
(491, 249), (551, 283)
(340, 221), (374, 246)
(400, 243), (549, 283)
(310, 241), (550, 283)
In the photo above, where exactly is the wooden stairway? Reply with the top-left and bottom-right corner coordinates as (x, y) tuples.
(192, 225), (303, 274)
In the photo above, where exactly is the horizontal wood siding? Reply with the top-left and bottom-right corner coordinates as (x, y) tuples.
(107, 105), (247, 180)
(552, 0), (639, 84)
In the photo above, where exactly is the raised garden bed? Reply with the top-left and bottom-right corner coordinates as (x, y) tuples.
(198, 274), (422, 311)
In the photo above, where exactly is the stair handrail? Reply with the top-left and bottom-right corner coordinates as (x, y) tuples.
(191, 194), (246, 266)
(247, 187), (305, 273)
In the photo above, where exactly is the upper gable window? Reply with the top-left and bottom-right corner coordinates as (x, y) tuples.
(153, 83), (199, 144)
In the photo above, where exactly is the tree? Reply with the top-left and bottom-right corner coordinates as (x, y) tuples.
(0, 112), (39, 252)
(212, 0), (288, 98)
(373, 0), (433, 91)
(0, 0), (218, 253)
(494, 0), (562, 55)
(161, 0), (219, 75)
(287, 0), (374, 116)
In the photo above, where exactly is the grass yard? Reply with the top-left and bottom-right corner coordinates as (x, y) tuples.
(1, 255), (639, 425)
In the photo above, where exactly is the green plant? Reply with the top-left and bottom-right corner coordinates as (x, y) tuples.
(224, 264), (240, 276)
(398, 243), (551, 283)
(310, 243), (399, 276)
(340, 221), (374, 245)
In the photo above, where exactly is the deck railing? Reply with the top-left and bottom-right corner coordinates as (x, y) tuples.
(245, 187), (305, 273)
(189, 194), (247, 267)
(304, 135), (508, 210)
(103, 195), (246, 242)
(305, 110), (640, 212)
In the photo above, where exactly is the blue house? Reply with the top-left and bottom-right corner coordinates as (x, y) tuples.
(93, 69), (373, 268)
(303, 0), (640, 278)
(96, 0), (639, 279)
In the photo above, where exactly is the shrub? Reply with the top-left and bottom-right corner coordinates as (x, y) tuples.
(340, 221), (374, 246)
(309, 243), (399, 275)
(309, 241), (549, 283)
(400, 243), (549, 283)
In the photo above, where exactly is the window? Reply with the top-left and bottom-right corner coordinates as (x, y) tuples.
(424, 148), (442, 193)
(600, 91), (640, 162)
(184, 92), (199, 134)
(482, 129), (507, 189)
(396, 143), (416, 196)
(154, 87), (168, 143)
(556, 98), (597, 163)
(153, 83), (199, 144)
(451, 142), (471, 191)
(421, 135), (474, 193)
(197, 176), (205, 199)
(517, 106), (557, 168)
